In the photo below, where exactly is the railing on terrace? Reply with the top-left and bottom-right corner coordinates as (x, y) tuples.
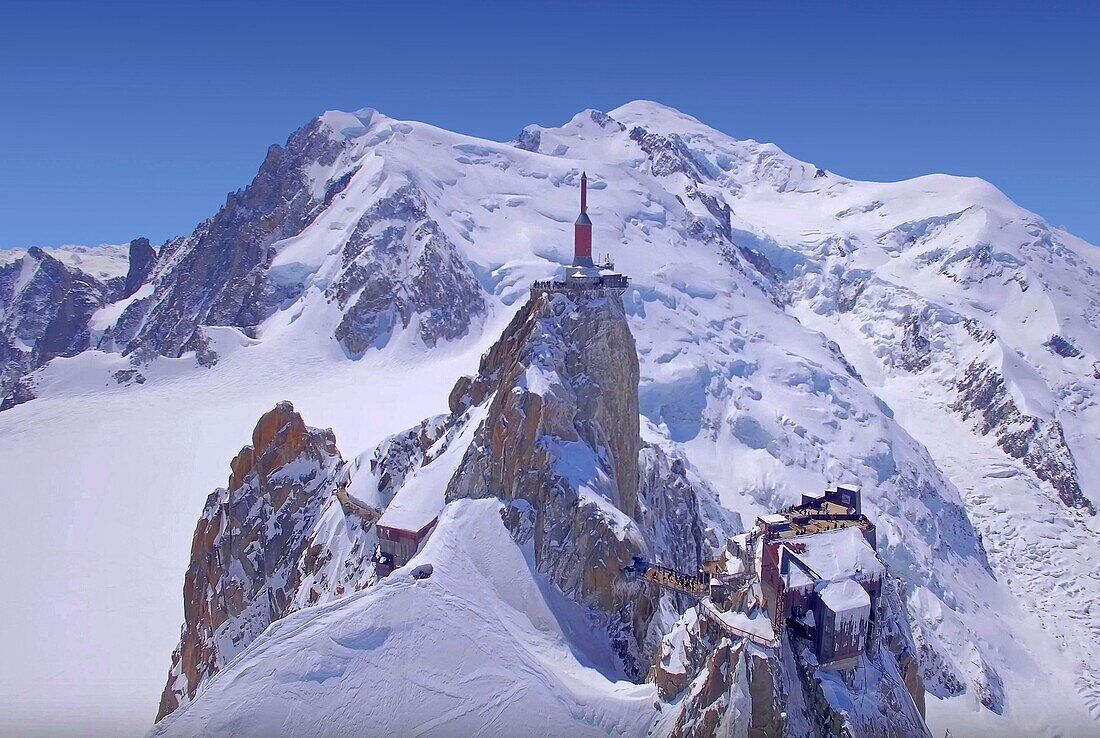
(698, 598), (779, 649)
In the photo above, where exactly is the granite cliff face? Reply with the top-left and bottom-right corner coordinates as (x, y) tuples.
(0, 247), (117, 407)
(123, 237), (158, 298)
(652, 612), (784, 738)
(327, 184), (485, 355)
(0, 238), (160, 409)
(953, 359), (1092, 512)
(156, 401), (378, 721)
(443, 289), (732, 677)
(3, 114), (486, 397)
(116, 121), (347, 362)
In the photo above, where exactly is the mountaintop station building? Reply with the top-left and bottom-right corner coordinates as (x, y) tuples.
(531, 172), (629, 297)
(625, 484), (888, 665)
(758, 485), (884, 668)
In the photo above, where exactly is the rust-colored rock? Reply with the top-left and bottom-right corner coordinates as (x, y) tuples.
(156, 401), (349, 722)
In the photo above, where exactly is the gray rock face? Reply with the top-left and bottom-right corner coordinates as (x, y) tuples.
(654, 621), (786, 738)
(328, 185), (486, 355)
(513, 127), (541, 152)
(367, 414), (456, 508)
(118, 120), (347, 361)
(123, 237), (157, 298)
(953, 360), (1093, 513)
(0, 248), (114, 405)
(899, 313), (933, 372)
(0, 116), (365, 401)
(444, 292), (649, 674)
(1045, 334), (1081, 358)
(630, 126), (709, 180)
(442, 290), (724, 678)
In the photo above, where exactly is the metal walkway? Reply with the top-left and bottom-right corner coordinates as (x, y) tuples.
(625, 556), (778, 649)
(697, 598), (778, 649)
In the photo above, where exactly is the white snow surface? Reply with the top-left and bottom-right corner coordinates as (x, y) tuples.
(150, 498), (656, 738)
(787, 527), (886, 584)
(0, 100), (1097, 737)
(0, 243), (130, 279)
(376, 406), (487, 532)
(818, 578), (871, 612)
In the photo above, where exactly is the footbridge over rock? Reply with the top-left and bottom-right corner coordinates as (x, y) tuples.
(625, 556), (778, 649)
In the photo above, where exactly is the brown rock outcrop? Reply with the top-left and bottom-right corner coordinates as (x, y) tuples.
(443, 289), (717, 678)
(156, 401), (359, 722)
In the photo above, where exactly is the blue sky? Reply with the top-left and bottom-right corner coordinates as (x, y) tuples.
(2, 0), (1098, 248)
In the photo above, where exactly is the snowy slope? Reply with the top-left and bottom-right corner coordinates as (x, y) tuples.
(1, 101), (1097, 737)
(0, 243), (130, 281)
(151, 498), (657, 738)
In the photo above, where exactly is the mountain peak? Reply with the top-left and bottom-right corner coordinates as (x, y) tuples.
(316, 107), (384, 139)
(608, 100), (709, 131)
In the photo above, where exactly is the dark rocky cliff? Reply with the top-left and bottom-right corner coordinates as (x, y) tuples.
(0, 248), (115, 407)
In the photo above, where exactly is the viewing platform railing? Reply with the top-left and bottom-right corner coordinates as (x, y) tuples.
(698, 599), (779, 649)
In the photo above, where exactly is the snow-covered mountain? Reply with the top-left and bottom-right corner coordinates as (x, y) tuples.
(0, 243), (131, 281)
(1, 101), (1097, 738)
(0, 239), (155, 405)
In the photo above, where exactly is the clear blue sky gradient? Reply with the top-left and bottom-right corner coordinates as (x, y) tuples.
(2, 0), (1098, 248)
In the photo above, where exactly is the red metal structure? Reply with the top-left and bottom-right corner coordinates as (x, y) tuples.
(529, 168), (629, 297)
(573, 172), (593, 267)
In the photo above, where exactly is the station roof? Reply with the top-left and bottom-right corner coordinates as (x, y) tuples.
(819, 578), (871, 613)
(377, 406), (486, 533)
(780, 526), (884, 584)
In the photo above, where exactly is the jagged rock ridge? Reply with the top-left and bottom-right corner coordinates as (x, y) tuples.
(328, 184), (485, 355)
(445, 288), (732, 676)
(156, 401), (376, 720)
(157, 286), (735, 725)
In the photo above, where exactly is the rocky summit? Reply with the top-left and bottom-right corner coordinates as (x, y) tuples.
(157, 401), (367, 720)
(444, 288), (729, 678)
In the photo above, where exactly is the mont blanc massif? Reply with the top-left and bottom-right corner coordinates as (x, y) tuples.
(2, 102), (1098, 738)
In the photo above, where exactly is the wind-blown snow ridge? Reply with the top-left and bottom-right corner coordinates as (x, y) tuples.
(152, 498), (657, 738)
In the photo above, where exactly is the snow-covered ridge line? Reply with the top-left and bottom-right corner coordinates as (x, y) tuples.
(0, 243), (131, 280)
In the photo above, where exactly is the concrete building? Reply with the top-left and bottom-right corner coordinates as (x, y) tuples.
(758, 485), (885, 667)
